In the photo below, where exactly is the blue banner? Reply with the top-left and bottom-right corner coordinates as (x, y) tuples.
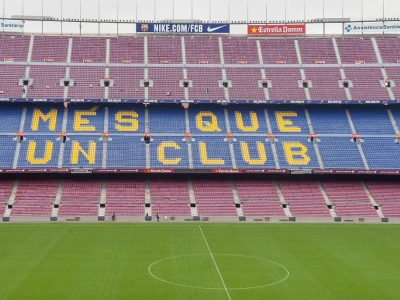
(136, 23), (230, 34)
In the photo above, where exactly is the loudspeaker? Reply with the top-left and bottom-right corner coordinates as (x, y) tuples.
(100, 203), (105, 208)
(190, 203), (196, 208)
(145, 203), (150, 208)
(235, 203), (241, 208)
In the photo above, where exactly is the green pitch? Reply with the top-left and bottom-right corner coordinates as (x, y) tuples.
(0, 223), (399, 300)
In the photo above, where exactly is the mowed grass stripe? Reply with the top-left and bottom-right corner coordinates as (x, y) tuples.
(199, 225), (232, 299)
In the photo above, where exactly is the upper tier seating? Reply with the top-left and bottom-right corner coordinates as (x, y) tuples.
(0, 35), (398, 103)
(336, 37), (377, 64)
(0, 35), (30, 62)
(297, 38), (337, 64)
(109, 36), (144, 64)
(31, 36), (69, 63)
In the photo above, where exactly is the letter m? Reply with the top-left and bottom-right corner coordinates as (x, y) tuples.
(31, 109), (58, 131)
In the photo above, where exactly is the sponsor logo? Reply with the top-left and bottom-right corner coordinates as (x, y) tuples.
(137, 23), (230, 34)
(248, 24), (306, 36)
(344, 24), (353, 33)
(206, 25), (227, 33)
(0, 20), (24, 32)
(344, 21), (400, 34)
(141, 23), (149, 32)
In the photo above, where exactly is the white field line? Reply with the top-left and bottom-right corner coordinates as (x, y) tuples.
(198, 225), (232, 300)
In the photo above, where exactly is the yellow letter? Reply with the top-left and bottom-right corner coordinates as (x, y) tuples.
(283, 142), (310, 165)
(196, 112), (222, 132)
(199, 142), (225, 165)
(241, 142), (266, 165)
(71, 141), (96, 165)
(157, 142), (182, 165)
(276, 112), (301, 133)
(31, 109), (58, 131)
(27, 141), (53, 164)
(74, 108), (97, 132)
(115, 111), (139, 132)
(235, 111), (259, 132)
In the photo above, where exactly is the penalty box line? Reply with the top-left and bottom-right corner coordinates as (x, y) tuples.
(198, 225), (232, 300)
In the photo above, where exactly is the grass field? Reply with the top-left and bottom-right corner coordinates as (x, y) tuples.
(0, 223), (399, 300)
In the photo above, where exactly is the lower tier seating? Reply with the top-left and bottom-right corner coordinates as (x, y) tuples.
(0, 178), (397, 220)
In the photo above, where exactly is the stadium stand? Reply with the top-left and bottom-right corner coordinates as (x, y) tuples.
(192, 180), (237, 216)
(235, 180), (285, 217)
(1, 178), (399, 221)
(297, 38), (337, 64)
(0, 104), (399, 170)
(105, 180), (146, 217)
(278, 181), (330, 217)
(322, 181), (379, 218)
(31, 36), (69, 63)
(58, 180), (101, 217)
(11, 180), (58, 217)
(366, 182), (400, 218)
(0, 35), (30, 62)
(1, 34), (400, 223)
(109, 36), (144, 64)
(0, 35), (399, 103)
(150, 179), (191, 217)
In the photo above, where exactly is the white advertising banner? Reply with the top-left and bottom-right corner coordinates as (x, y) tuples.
(344, 21), (400, 34)
(1, 20), (24, 32)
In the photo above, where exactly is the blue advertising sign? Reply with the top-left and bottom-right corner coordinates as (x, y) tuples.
(136, 23), (230, 34)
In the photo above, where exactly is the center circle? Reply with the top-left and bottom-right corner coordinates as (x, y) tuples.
(148, 254), (289, 290)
